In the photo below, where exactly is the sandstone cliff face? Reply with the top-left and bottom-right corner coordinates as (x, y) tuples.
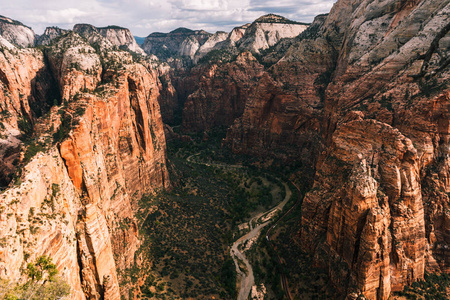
(142, 28), (211, 60)
(236, 14), (309, 53)
(181, 51), (264, 131)
(0, 27), (169, 300)
(296, 0), (450, 298)
(225, 15), (333, 164)
(194, 31), (228, 61)
(46, 32), (102, 101)
(302, 120), (425, 299)
(73, 24), (146, 56)
(0, 45), (58, 186)
(220, 0), (449, 298)
(0, 15), (35, 47)
(36, 27), (68, 46)
(97, 26), (147, 56)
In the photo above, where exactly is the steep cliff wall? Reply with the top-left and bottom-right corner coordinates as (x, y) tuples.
(0, 15), (35, 47)
(36, 27), (68, 46)
(182, 51), (264, 131)
(73, 24), (146, 55)
(297, 0), (450, 298)
(0, 29), (169, 300)
(142, 28), (211, 60)
(222, 0), (450, 298)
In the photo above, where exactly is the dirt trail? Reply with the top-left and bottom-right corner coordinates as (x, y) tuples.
(186, 153), (292, 300)
(231, 182), (291, 300)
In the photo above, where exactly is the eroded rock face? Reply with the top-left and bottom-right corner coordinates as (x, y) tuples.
(302, 120), (425, 299)
(182, 51), (264, 131)
(73, 24), (146, 55)
(97, 26), (146, 56)
(221, 0), (449, 298)
(236, 14), (309, 53)
(194, 31), (228, 62)
(297, 0), (449, 298)
(0, 15), (35, 47)
(142, 28), (211, 60)
(0, 46), (59, 186)
(36, 26), (68, 46)
(225, 15), (333, 164)
(46, 32), (102, 101)
(0, 23), (169, 300)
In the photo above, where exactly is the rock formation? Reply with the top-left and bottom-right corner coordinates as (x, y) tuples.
(0, 23), (169, 300)
(229, 0), (450, 298)
(235, 14), (309, 54)
(142, 14), (309, 64)
(36, 26), (68, 46)
(167, 0), (449, 298)
(0, 1), (449, 299)
(97, 26), (147, 55)
(0, 15), (35, 47)
(73, 24), (146, 55)
(142, 28), (211, 60)
(182, 51), (264, 131)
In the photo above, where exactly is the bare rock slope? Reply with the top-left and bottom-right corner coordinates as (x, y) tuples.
(0, 23), (169, 300)
(0, 15), (35, 47)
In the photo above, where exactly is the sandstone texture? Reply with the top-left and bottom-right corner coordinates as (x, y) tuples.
(97, 26), (147, 56)
(36, 26), (68, 46)
(0, 15), (35, 47)
(236, 14), (309, 54)
(165, 0), (450, 298)
(73, 24), (146, 55)
(182, 51), (264, 131)
(0, 25), (169, 300)
(142, 28), (211, 60)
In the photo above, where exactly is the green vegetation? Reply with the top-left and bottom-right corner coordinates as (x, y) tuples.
(249, 200), (337, 299)
(0, 255), (70, 300)
(197, 49), (237, 65)
(395, 273), (450, 300)
(122, 128), (286, 299)
(23, 141), (45, 165)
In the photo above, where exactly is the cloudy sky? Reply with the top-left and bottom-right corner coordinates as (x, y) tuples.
(1, 0), (336, 37)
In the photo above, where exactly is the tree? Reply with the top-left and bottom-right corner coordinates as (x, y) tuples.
(1, 255), (70, 300)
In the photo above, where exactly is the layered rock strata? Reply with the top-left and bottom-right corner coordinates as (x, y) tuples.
(0, 28), (169, 300)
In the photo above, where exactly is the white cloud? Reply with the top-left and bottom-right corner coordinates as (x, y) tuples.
(0, 0), (335, 36)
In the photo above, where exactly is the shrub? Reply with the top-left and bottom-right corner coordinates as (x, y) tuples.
(1, 255), (70, 300)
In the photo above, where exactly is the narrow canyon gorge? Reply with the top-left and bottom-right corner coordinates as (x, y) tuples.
(0, 0), (449, 299)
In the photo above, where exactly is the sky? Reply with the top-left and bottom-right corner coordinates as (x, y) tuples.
(1, 0), (336, 37)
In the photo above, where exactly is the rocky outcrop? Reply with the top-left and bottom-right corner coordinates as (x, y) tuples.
(46, 32), (102, 101)
(0, 22), (169, 300)
(236, 14), (309, 53)
(142, 28), (211, 60)
(73, 24), (114, 50)
(182, 51), (264, 131)
(143, 14), (308, 63)
(225, 14), (333, 164)
(194, 31), (228, 61)
(302, 120), (425, 299)
(36, 27), (68, 46)
(97, 26), (146, 55)
(0, 45), (59, 186)
(222, 0), (449, 298)
(0, 15), (35, 47)
(73, 24), (146, 55)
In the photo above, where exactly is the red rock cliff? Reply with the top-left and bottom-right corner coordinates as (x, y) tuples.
(0, 29), (169, 300)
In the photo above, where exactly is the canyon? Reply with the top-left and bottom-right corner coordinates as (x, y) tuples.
(0, 0), (449, 299)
